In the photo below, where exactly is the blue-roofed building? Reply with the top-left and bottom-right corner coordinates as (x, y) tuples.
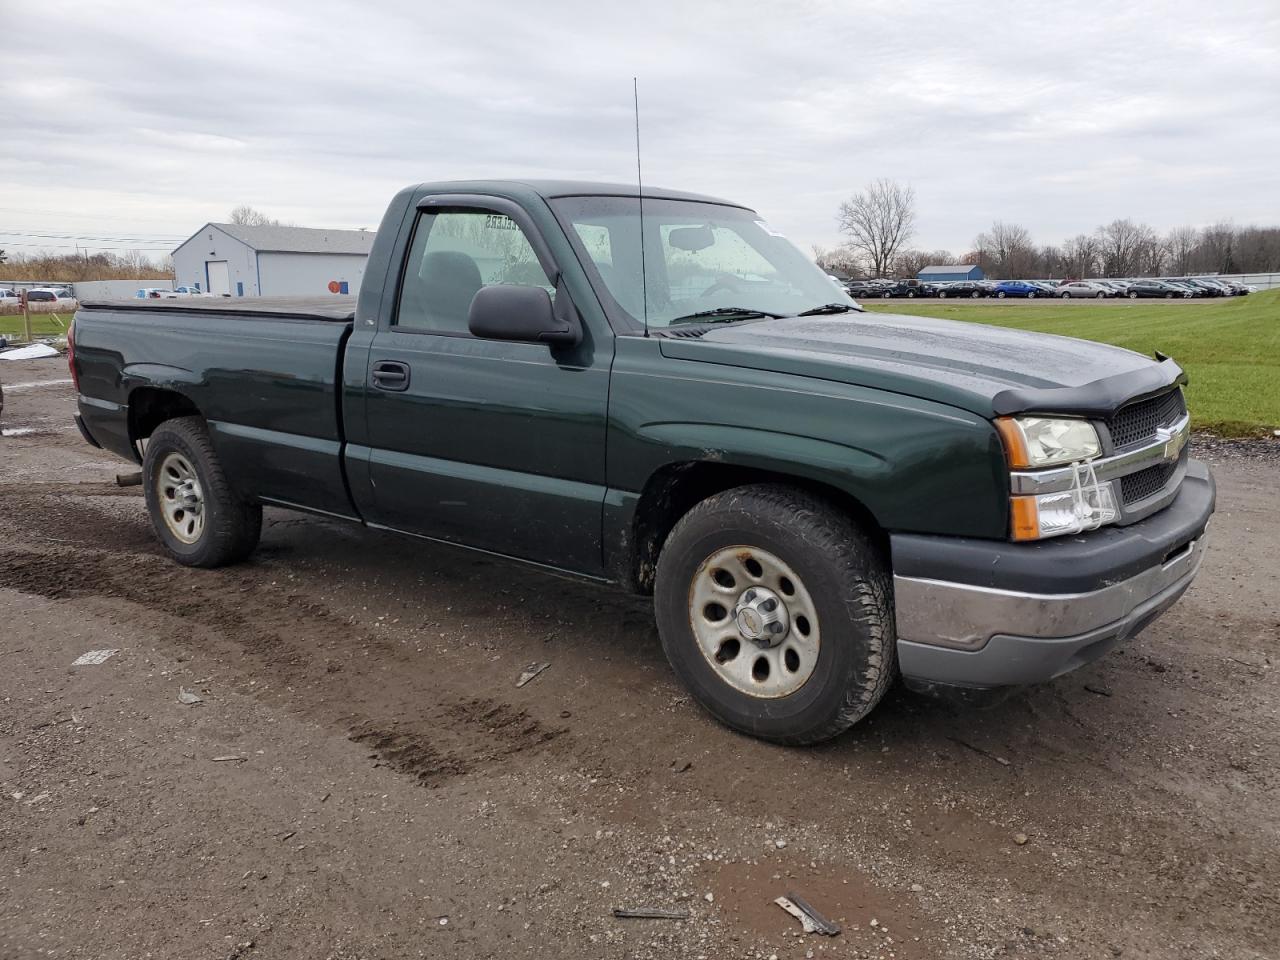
(918, 264), (984, 283)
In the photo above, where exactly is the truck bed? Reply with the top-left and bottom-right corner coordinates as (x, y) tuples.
(79, 296), (357, 322)
(73, 298), (358, 518)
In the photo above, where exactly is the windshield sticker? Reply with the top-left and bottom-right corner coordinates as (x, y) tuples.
(754, 219), (786, 238)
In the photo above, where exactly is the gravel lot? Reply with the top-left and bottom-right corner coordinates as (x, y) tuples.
(1, 357), (1277, 960)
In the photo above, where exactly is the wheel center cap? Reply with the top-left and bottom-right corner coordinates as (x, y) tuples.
(734, 586), (789, 647)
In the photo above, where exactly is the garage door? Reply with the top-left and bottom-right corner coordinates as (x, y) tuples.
(206, 260), (231, 296)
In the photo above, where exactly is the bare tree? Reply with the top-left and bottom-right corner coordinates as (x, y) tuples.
(812, 243), (864, 278)
(0, 248), (6, 264)
(892, 248), (955, 278)
(1164, 226), (1199, 275)
(1095, 219), (1159, 277)
(1197, 221), (1238, 273)
(229, 205), (281, 227)
(836, 179), (917, 278)
(973, 222), (1037, 279)
(1061, 234), (1099, 279)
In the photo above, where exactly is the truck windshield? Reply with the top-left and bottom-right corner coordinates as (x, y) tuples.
(550, 196), (859, 330)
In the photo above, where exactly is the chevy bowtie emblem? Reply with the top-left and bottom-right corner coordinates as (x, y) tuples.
(1164, 427), (1187, 461)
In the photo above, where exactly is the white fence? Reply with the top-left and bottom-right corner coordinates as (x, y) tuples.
(1201, 272), (1280, 291)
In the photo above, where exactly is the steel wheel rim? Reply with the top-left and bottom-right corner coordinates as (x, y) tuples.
(688, 545), (820, 699)
(157, 452), (205, 544)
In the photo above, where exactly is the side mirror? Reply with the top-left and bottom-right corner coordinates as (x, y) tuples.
(468, 282), (581, 346)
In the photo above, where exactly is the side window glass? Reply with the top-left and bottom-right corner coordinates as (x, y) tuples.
(396, 209), (554, 333)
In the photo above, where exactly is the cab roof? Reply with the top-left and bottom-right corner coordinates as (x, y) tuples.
(411, 179), (748, 209)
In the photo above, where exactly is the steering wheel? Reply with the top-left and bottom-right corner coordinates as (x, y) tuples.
(699, 275), (748, 298)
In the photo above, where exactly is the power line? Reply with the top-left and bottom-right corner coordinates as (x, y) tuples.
(0, 241), (175, 251)
(0, 231), (184, 242)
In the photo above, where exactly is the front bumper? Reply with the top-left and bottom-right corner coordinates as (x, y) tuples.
(891, 459), (1215, 690)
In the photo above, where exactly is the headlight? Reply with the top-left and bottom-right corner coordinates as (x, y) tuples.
(995, 416), (1101, 468)
(1010, 484), (1119, 541)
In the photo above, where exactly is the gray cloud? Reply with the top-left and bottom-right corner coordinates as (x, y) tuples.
(2, 0), (1277, 257)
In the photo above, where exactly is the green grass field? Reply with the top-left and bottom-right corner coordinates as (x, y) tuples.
(0, 312), (73, 339)
(4, 294), (1275, 436)
(867, 289), (1280, 436)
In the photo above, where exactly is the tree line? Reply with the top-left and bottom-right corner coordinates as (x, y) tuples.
(0, 249), (172, 283)
(816, 179), (1280, 280)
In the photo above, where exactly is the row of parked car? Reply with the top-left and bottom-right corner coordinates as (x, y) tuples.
(842, 276), (1254, 300)
(0, 286), (77, 305)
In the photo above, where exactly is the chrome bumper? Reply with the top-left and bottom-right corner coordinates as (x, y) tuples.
(895, 531), (1206, 688)
(895, 531), (1206, 652)
(892, 458), (1214, 689)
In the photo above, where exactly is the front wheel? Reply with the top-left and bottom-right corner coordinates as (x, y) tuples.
(1096, 291), (1106, 298)
(1061, 292), (1072, 299)
(996, 291), (1007, 298)
(143, 416), (262, 567)
(970, 290), (980, 298)
(1129, 292), (1139, 299)
(1027, 292), (1036, 299)
(654, 485), (896, 745)
(938, 291), (948, 298)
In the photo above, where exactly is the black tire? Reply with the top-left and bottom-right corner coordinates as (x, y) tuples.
(996, 291), (1007, 299)
(1129, 292), (1138, 299)
(881, 291), (892, 299)
(654, 484), (896, 745)
(1027, 292), (1036, 299)
(938, 291), (948, 298)
(970, 290), (980, 298)
(143, 416), (261, 567)
(1165, 292), (1174, 299)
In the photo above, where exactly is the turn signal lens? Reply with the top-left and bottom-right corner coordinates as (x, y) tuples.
(1010, 496), (1040, 541)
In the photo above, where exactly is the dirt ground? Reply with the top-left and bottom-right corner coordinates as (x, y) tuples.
(1, 356), (1277, 960)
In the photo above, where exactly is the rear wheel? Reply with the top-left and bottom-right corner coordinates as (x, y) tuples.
(143, 416), (261, 567)
(938, 291), (948, 298)
(1129, 292), (1138, 299)
(654, 485), (895, 745)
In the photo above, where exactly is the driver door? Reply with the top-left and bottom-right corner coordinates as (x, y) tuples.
(359, 201), (613, 576)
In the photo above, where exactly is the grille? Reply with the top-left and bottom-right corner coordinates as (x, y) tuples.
(1108, 388), (1186, 449)
(1120, 447), (1185, 505)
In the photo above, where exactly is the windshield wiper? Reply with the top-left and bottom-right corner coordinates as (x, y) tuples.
(797, 302), (861, 316)
(667, 306), (785, 326)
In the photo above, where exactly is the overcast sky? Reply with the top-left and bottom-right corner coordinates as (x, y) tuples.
(2, 0), (1277, 260)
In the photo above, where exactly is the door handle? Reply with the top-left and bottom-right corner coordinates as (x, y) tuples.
(371, 360), (410, 392)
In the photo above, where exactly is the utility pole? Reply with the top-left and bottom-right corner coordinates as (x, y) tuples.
(20, 289), (32, 343)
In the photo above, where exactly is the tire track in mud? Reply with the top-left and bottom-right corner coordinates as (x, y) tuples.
(0, 544), (571, 788)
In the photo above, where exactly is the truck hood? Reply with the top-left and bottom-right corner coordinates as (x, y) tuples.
(658, 312), (1185, 419)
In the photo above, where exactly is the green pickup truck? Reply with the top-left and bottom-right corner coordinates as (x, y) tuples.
(69, 180), (1214, 744)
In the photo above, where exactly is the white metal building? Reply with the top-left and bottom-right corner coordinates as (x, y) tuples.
(172, 223), (374, 298)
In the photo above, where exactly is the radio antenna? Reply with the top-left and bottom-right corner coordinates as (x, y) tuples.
(633, 77), (650, 337)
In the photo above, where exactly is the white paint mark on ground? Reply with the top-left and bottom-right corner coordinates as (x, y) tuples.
(1, 378), (73, 391)
(1, 428), (39, 437)
(71, 649), (120, 666)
